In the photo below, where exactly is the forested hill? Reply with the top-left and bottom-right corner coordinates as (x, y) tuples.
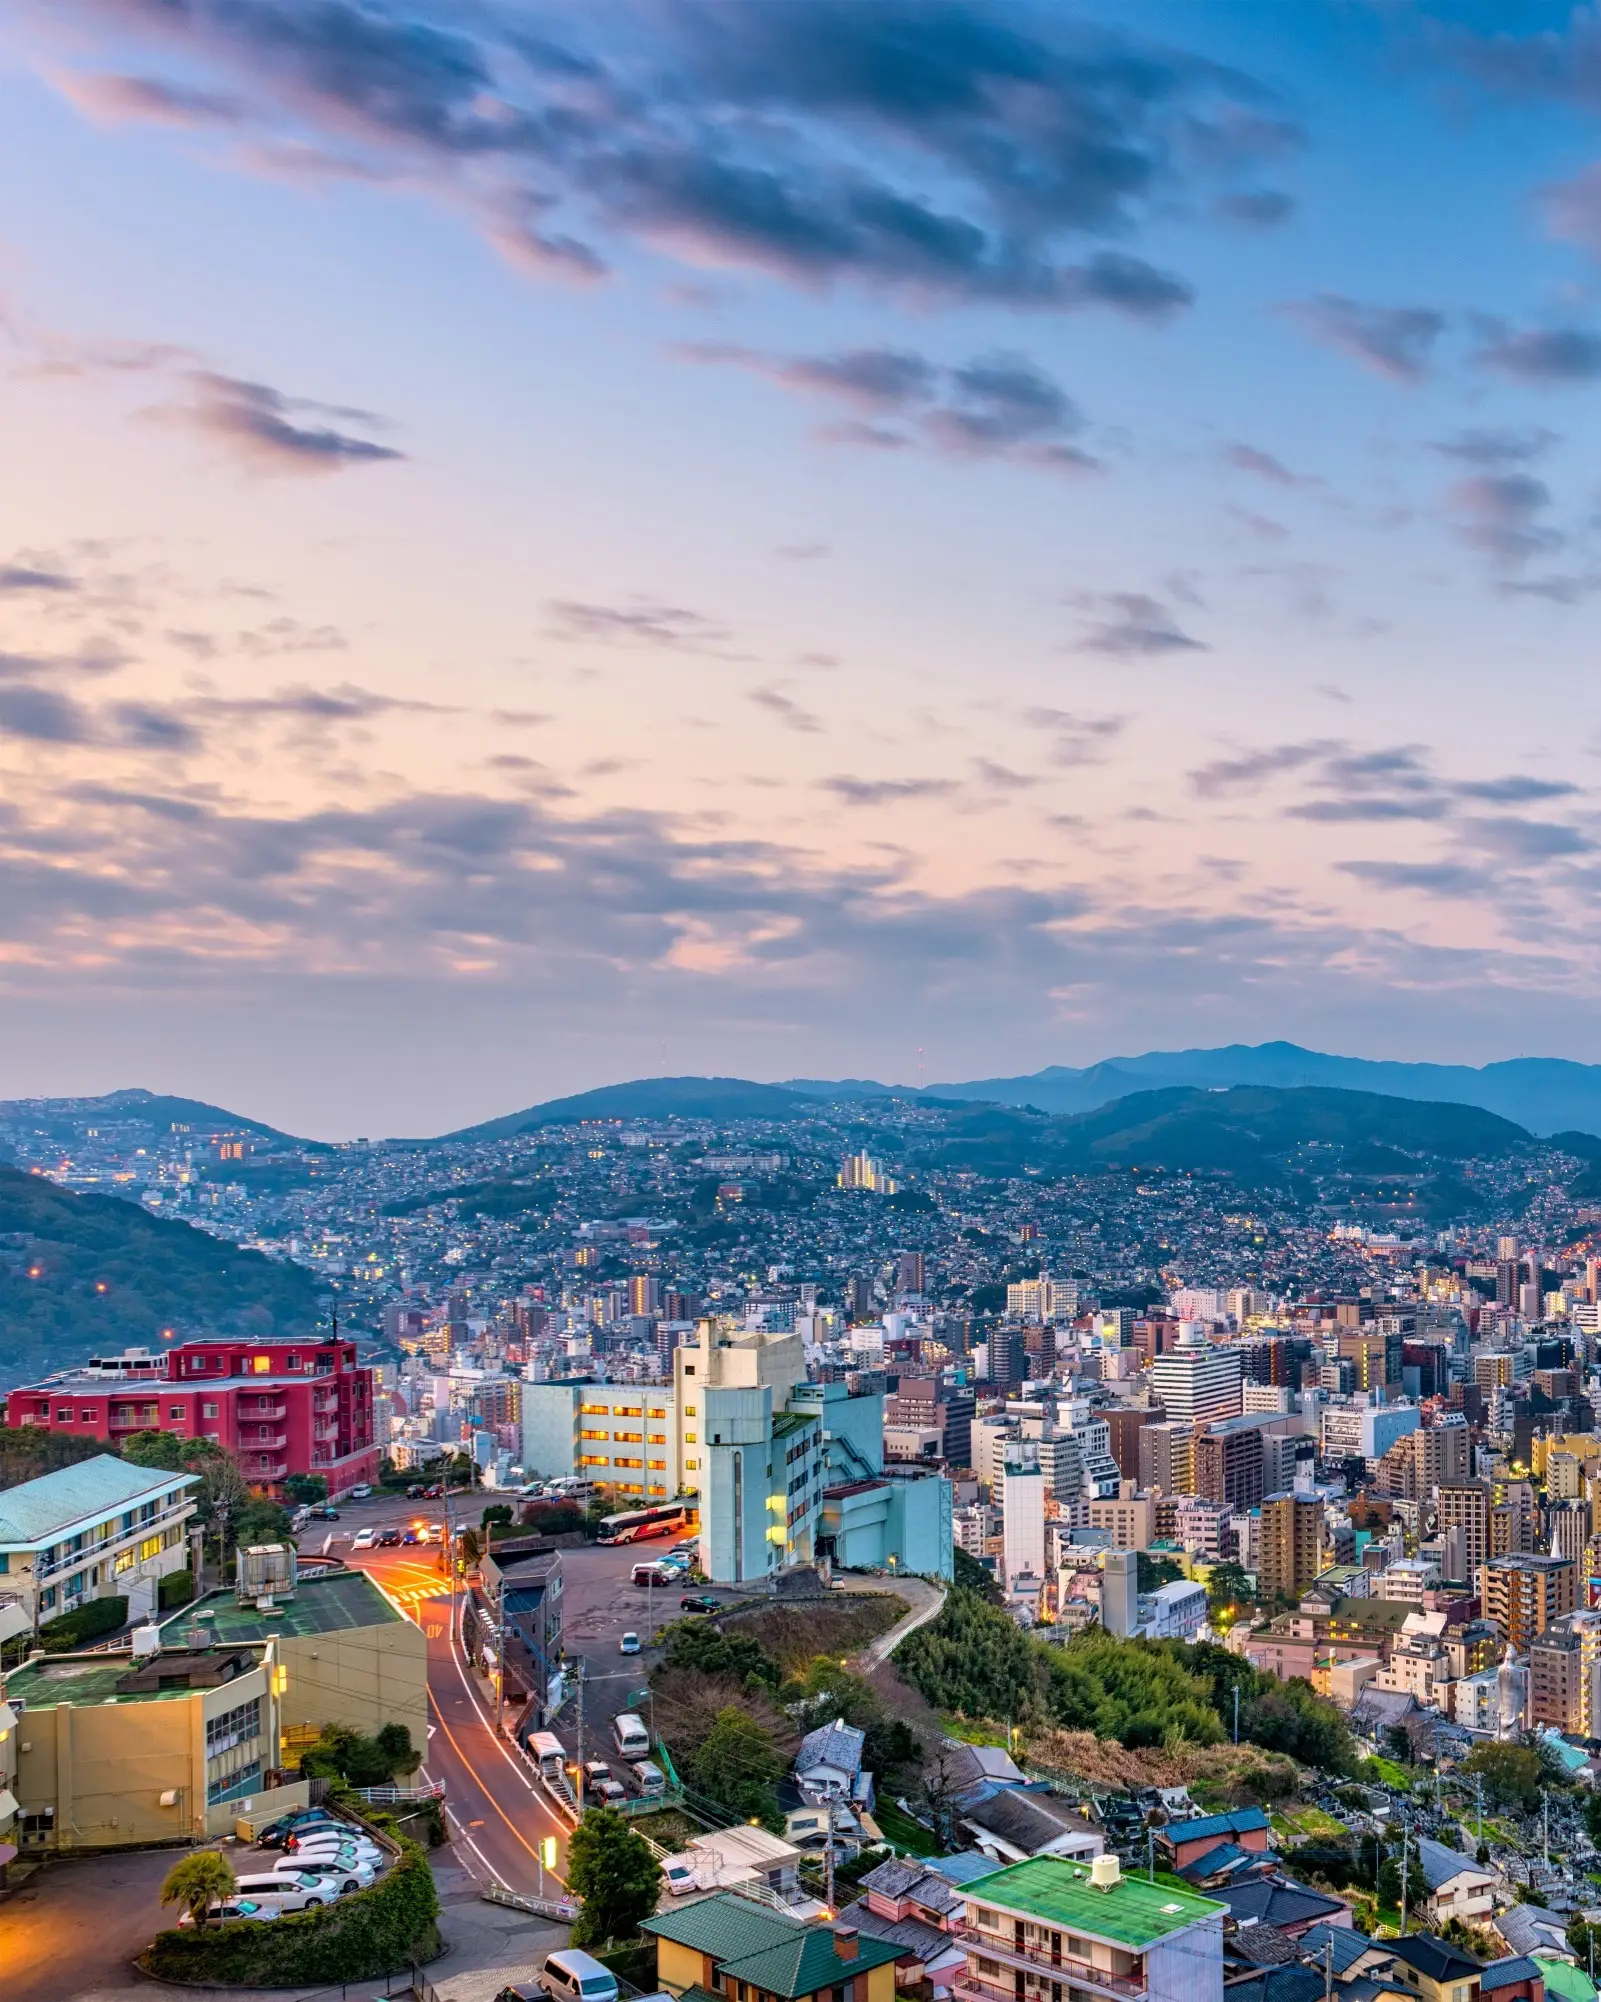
(0, 1167), (321, 1390)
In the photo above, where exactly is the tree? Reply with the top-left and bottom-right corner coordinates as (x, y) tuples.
(122, 1428), (187, 1472)
(953, 1546), (1002, 1604)
(1384, 1724), (1415, 1767)
(1376, 1854), (1403, 1911)
(161, 1850), (236, 1929)
(1205, 1560), (1255, 1612)
(300, 1721), (421, 1788)
(482, 1504), (513, 1530)
(1137, 1552), (1185, 1594)
(659, 1619), (782, 1688)
(284, 1473), (328, 1505)
(232, 1498), (295, 1548)
(683, 1706), (786, 1828)
(1464, 1741), (1543, 1813)
(566, 1805), (661, 1947)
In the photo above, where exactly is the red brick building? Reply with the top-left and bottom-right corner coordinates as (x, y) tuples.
(3, 1336), (378, 1497)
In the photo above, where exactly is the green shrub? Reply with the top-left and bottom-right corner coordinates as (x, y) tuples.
(38, 1594), (129, 1652)
(159, 1569), (196, 1612)
(140, 1827), (440, 1985)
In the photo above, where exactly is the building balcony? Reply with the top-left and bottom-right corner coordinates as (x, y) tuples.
(954, 1929), (1146, 2001)
(248, 1433), (289, 1450)
(245, 1401), (287, 1420)
(249, 1459), (289, 1480)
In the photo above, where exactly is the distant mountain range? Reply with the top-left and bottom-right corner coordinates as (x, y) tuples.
(13, 1041), (1601, 1142)
(787, 1041), (1601, 1137)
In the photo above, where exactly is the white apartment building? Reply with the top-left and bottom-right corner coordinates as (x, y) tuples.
(1002, 1462), (1046, 1589)
(520, 1379), (680, 1499)
(0, 1455), (198, 1629)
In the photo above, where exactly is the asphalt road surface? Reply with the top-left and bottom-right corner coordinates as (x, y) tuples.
(296, 1489), (729, 1898)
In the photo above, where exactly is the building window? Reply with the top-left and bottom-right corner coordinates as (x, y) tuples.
(252, 1357), (270, 1374)
(207, 1697), (262, 1757)
(169, 1406), (185, 1421)
(79, 1409), (98, 1422)
(56, 1406), (72, 1421)
(684, 1459), (699, 1472)
(202, 1402), (218, 1418)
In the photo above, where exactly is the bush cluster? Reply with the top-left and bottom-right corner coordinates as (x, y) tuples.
(159, 1570), (196, 1612)
(39, 1594), (130, 1652)
(140, 1826), (440, 1985)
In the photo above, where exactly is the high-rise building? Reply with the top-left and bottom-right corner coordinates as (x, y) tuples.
(1100, 1548), (1139, 1636)
(627, 1274), (661, 1317)
(1001, 1460), (1046, 1589)
(1138, 1420), (1197, 1497)
(838, 1151), (896, 1194)
(896, 1252), (926, 1295)
(988, 1327), (1028, 1393)
(1149, 1337), (1243, 1426)
(1437, 1481), (1492, 1583)
(1005, 1275), (1077, 1323)
(1259, 1492), (1324, 1604)
(1104, 1404), (1163, 1478)
(1479, 1553), (1577, 1651)
(1194, 1417), (1266, 1512)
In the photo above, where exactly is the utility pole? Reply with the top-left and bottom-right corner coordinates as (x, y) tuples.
(575, 1659), (586, 1808)
(1543, 1792), (1550, 1866)
(1233, 1686), (1240, 1744)
(1476, 1777), (1484, 1848)
(1324, 1936), (1333, 2002)
(1147, 1827), (1155, 1883)
(494, 1564), (506, 1740)
(1399, 1813), (1409, 1937)
(825, 1796), (835, 1914)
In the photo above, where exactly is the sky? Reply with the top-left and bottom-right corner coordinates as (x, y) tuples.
(13, 4), (1601, 1136)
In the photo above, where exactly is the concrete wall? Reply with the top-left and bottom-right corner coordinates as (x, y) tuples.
(277, 1616), (428, 1752)
(521, 1384), (582, 1481)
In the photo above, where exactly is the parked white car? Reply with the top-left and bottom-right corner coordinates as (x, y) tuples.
(277, 1838), (381, 1873)
(352, 1526), (377, 1549)
(229, 1873), (341, 1912)
(180, 1899), (279, 1926)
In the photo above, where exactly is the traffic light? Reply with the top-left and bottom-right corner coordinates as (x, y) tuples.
(541, 1836), (558, 1869)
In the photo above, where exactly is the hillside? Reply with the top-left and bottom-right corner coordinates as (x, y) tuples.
(0, 1167), (322, 1390)
(441, 1074), (812, 1139)
(915, 1085), (1530, 1183)
(0, 1087), (307, 1148)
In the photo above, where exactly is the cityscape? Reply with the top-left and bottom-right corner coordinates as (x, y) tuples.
(14, 3), (1601, 2002)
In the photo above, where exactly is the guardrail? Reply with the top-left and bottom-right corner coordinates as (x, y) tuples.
(353, 1780), (446, 1804)
(482, 1882), (580, 1923)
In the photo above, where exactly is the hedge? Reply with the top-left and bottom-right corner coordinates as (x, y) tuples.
(40, 1594), (129, 1652)
(159, 1569), (196, 1612)
(139, 1826), (441, 1985)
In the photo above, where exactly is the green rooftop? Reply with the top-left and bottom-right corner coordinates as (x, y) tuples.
(723, 1928), (901, 1997)
(966, 1858), (1225, 1949)
(160, 1568), (401, 1642)
(6, 1647), (265, 1709)
(643, 1890), (805, 1960)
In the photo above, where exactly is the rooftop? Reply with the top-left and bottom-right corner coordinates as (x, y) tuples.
(966, 1857), (1225, 1948)
(0, 1454), (197, 1547)
(644, 1890), (806, 1961)
(721, 1927), (901, 1998)
(159, 1567), (401, 1641)
(7, 1643), (266, 1708)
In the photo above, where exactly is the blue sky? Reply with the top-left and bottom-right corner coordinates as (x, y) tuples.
(8, 2), (1601, 1135)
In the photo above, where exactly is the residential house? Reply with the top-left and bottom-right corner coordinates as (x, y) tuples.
(1210, 1880), (1352, 1938)
(958, 1788), (1104, 1867)
(797, 1718), (871, 1808)
(644, 1893), (901, 2002)
(1384, 1935), (1486, 2002)
(1491, 1910), (1571, 1963)
(1412, 1840), (1499, 1931)
(839, 1857), (975, 1995)
(1160, 1810), (1273, 1873)
(953, 1852), (1226, 2002)
(1478, 1962), (1544, 2002)
(682, 1826), (806, 1906)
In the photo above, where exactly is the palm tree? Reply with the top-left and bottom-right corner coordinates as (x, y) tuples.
(161, 1850), (237, 1929)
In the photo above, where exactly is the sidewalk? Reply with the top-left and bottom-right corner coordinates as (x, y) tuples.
(841, 1575), (946, 1670)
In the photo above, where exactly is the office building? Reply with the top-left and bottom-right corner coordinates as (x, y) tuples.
(0, 1455), (198, 1628)
(1149, 1337), (1243, 1426)
(6, 1334), (379, 1497)
(521, 1378), (680, 1499)
(1006, 1275), (1077, 1323)
(1359, 1403), (1420, 1461)
(1259, 1492), (1324, 1605)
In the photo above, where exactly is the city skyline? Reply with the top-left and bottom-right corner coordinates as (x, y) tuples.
(10, 4), (1601, 1133)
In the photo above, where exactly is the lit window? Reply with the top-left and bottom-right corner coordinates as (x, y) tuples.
(684, 1459), (699, 1472)
(647, 1460), (667, 1470)
(648, 1408), (667, 1419)
(684, 1433), (697, 1445)
(252, 1357), (270, 1374)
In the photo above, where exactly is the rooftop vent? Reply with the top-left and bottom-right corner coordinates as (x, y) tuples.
(1090, 1854), (1122, 1891)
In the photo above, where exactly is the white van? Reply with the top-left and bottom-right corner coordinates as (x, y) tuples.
(538, 1948), (619, 2002)
(630, 1758), (665, 1798)
(526, 1730), (568, 1781)
(610, 1711), (650, 1759)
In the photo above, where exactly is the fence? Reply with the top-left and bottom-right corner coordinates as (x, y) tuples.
(482, 1881), (580, 1923)
(355, 1779), (447, 1805)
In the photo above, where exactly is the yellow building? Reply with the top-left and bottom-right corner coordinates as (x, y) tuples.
(645, 1891), (901, 2002)
(159, 1565), (427, 1757)
(2, 1637), (293, 1852)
